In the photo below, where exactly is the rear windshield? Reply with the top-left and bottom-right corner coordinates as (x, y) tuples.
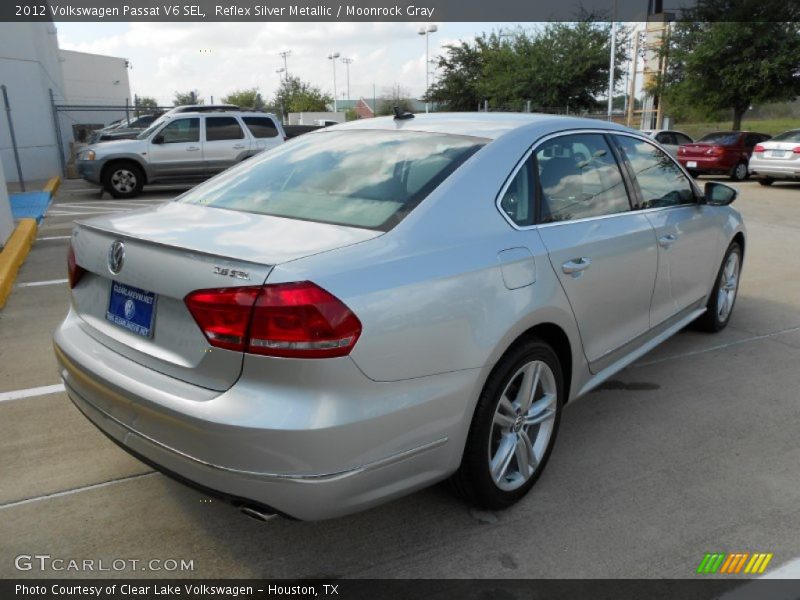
(698, 132), (741, 145)
(771, 129), (800, 142)
(176, 129), (486, 230)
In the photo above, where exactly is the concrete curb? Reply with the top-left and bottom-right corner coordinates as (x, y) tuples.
(43, 176), (61, 197)
(0, 218), (38, 309)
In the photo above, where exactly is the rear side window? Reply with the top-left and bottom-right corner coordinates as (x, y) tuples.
(675, 133), (693, 145)
(771, 130), (800, 142)
(176, 130), (486, 230)
(536, 133), (630, 223)
(158, 118), (199, 143)
(499, 158), (533, 226)
(206, 117), (244, 141)
(655, 132), (676, 145)
(243, 117), (279, 138)
(615, 135), (694, 209)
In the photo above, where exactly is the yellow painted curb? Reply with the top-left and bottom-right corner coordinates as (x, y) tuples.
(43, 175), (61, 198)
(0, 218), (38, 309)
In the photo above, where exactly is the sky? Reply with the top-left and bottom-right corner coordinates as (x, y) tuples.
(55, 22), (530, 106)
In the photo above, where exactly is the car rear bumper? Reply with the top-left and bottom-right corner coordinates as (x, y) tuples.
(53, 310), (480, 520)
(677, 156), (736, 172)
(748, 157), (800, 180)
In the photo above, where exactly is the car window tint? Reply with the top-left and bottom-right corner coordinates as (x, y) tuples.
(656, 132), (675, 145)
(159, 118), (199, 143)
(675, 133), (693, 145)
(699, 132), (740, 145)
(206, 117), (244, 141)
(616, 135), (695, 209)
(536, 134), (630, 223)
(177, 130), (486, 231)
(243, 117), (279, 138)
(499, 158), (533, 226)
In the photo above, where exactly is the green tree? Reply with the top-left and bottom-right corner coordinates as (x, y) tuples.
(427, 22), (628, 113)
(273, 76), (332, 114)
(659, 17), (800, 129)
(173, 90), (202, 106)
(376, 84), (415, 116)
(134, 95), (159, 115)
(345, 107), (359, 121)
(221, 88), (266, 109)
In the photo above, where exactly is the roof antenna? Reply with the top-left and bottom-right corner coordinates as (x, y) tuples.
(393, 106), (414, 120)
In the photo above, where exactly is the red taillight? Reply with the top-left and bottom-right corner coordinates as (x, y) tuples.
(184, 287), (260, 351)
(793, 147), (800, 154)
(249, 281), (361, 358)
(706, 145), (725, 156)
(67, 244), (86, 289)
(184, 281), (362, 359)
(754, 144), (765, 153)
(678, 146), (686, 154)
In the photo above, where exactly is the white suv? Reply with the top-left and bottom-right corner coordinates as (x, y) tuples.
(77, 111), (286, 198)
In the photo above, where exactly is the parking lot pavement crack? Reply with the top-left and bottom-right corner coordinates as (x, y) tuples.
(632, 324), (800, 367)
(0, 471), (157, 511)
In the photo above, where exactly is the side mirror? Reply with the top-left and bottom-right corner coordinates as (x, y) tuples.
(152, 134), (164, 144)
(704, 181), (738, 206)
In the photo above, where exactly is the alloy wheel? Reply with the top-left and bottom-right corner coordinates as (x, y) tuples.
(111, 169), (137, 194)
(488, 360), (557, 491)
(717, 251), (740, 321)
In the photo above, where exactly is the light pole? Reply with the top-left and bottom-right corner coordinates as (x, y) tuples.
(275, 68), (286, 124)
(278, 50), (291, 80)
(418, 24), (438, 113)
(328, 52), (340, 112)
(341, 57), (353, 101)
(607, 0), (618, 121)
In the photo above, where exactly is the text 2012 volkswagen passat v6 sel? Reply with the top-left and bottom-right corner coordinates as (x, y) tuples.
(54, 113), (745, 521)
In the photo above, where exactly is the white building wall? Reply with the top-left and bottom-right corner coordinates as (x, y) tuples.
(0, 22), (71, 183)
(60, 49), (131, 132)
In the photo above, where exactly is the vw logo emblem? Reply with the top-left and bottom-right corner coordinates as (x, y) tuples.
(124, 299), (136, 320)
(108, 240), (125, 274)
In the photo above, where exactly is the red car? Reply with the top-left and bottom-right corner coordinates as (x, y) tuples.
(678, 131), (771, 181)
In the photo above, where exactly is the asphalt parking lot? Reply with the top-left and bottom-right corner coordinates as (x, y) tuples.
(1, 177), (799, 579)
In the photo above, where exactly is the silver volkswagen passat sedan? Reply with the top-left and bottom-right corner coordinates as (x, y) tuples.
(55, 113), (745, 521)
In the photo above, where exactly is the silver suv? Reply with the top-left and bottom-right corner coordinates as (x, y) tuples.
(76, 110), (286, 198)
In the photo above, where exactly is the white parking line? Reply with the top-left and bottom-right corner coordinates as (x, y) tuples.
(0, 472), (158, 511)
(16, 278), (68, 288)
(0, 383), (66, 403)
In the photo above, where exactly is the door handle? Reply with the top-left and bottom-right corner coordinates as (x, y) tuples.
(232, 144), (246, 149)
(186, 146), (200, 151)
(562, 257), (592, 275)
(658, 234), (678, 248)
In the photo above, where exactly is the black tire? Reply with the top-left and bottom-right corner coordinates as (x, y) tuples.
(688, 169), (700, 178)
(451, 337), (564, 510)
(695, 242), (742, 333)
(103, 161), (144, 199)
(758, 178), (774, 187)
(729, 162), (749, 182)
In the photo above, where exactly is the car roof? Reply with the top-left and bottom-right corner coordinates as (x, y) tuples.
(162, 110), (278, 119)
(324, 112), (634, 140)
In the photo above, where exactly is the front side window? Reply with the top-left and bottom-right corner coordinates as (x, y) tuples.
(206, 117), (244, 141)
(177, 130), (485, 230)
(158, 118), (199, 143)
(615, 135), (695, 209)
(536, 133), (630, 223)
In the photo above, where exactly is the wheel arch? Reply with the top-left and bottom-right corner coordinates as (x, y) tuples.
(500, 322), (573, 404)
(732, 231), (745, 260)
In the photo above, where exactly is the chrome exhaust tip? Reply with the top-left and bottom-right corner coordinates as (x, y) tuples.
(239, 505), (278, 522)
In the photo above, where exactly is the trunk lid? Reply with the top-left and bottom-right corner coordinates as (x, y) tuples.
(70, 202), (382, 390)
